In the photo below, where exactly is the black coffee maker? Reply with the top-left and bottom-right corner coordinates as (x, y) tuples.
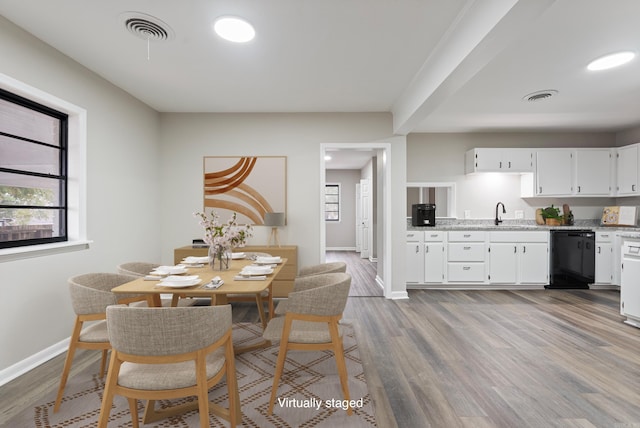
(412, 204), (436, 227)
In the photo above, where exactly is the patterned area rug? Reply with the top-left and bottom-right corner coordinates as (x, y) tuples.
(7, 322), (376, 427)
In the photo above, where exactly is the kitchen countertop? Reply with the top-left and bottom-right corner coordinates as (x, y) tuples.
(407, 219), (640, 233)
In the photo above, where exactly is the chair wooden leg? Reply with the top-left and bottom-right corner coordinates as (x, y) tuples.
(127, 398), (139, 428)
(329, 321), (352, 415)
(97, 353), (120, 428)
(255, 293), (267, 329)
(99, 349), (108, 377)
(195, 353), (210, 428)
(225, 340), (240, 427)
(268, 318), (292, 414)
(54, 318), (82, 413)
(267, 286), (274, 321)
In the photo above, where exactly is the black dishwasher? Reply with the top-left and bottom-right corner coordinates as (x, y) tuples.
(547, 230), (595, 289)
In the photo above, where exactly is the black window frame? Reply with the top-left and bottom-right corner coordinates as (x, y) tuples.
(325, 183), (340, 222)
(0, 87), (68, 249)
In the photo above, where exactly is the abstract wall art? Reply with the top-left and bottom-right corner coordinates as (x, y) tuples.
(203, 156), (287, 225)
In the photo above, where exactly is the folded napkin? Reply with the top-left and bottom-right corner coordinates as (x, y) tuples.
(182, 256), (210, 264)
(151, 265), (188, 275)
(231, 252), (245, 259)
(234, 275), (267, 281)
(256, 256), (282, 263)
(203, 276), (224, 289)
(164, 275), (199, 282)
(240, 265), (273, 274)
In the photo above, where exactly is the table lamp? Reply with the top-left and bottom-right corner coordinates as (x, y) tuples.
(264, 212), (285, 247)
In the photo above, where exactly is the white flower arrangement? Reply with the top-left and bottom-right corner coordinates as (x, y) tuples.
(194, 210), (253, 263)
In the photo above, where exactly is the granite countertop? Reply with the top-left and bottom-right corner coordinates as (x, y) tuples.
(407, 219), (640, 233)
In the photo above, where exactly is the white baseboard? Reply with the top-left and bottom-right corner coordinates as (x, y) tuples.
(0, 338), (69, 387)
(389, 290), (409, 299)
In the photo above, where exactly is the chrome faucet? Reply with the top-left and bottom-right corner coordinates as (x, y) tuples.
(495, 202), (506, 226)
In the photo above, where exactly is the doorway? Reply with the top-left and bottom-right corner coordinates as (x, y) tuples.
(320, 142), (392, 298)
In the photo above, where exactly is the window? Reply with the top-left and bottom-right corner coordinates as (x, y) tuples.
(325, 183), (340, 221)
(0, 88), (68, 249)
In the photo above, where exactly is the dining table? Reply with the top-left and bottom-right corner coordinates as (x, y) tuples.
(111, 256), (287, 354)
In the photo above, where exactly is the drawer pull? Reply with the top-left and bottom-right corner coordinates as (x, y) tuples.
(463, 266), (471, 271)
(430, 234), (438, 238)
(463, 234), (471, 238)
(464, 246), (471, 250)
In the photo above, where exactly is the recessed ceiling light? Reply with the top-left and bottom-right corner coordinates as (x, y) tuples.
(213, 16), (255, 43)
(587, 51), (635, 71)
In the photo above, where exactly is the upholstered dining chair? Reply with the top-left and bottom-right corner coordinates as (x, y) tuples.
(116, 261), (197, 307)
(298, 261), (347, 277)
(273, 261), (347, 316)
(98, 305), (239, 428)
(262, 272), (352, 415)
(54, 273), (146, 412)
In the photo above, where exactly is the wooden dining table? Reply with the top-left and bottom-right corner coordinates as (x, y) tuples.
(111, 257), (287, 353)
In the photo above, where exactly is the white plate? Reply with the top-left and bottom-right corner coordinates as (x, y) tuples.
(157, 279), (201, 288)
(151, 266), (188, 275)
(239, 268), (274, 276)
(255, 257), (282, 264)
(231, 252), (246, 259)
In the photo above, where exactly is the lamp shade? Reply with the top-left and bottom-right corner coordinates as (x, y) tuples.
(264, 212), (285, 227)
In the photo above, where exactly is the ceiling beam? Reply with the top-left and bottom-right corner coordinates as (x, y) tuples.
(391, 0), (557, 135)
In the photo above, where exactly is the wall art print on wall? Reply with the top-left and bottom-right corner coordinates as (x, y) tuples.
(203, 156), (287, 225)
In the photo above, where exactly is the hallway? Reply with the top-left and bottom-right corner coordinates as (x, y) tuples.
(325, 251), (383, 297)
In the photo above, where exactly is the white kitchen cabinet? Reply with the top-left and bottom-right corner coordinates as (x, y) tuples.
(594, 231), (614, 284)
(488, 231), (549, 285)
(621, 239), (640, 328)
(536, 150), (574, 196)
(616, 144), (639, 195)
(447, 231), (486, 283)
(406, 231), (424, 283)
(424, 231), (445, 283)
(575, 149), (613, 196)
(465, 148), (533, 173)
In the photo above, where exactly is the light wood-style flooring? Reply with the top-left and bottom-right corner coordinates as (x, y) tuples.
(2, 289), (639, 427)
(326, 250), (383, 297)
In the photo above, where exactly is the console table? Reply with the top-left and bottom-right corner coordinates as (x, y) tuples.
(174, 245), (298, 298)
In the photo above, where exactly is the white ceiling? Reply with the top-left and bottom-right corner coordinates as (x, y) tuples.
(2, 1), (640, 157)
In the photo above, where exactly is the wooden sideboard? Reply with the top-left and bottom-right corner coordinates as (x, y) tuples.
(174, 245), (298, 298)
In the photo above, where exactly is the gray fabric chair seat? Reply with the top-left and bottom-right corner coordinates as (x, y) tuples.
(274, 265), (347, 316)
(118, 348), (226, 390)
(263, 316), (344, 344)
(78, 321), (109, 343)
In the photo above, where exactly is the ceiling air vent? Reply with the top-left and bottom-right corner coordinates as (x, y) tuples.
(120, 12), (174, 42)
(522, 90), (558, 102)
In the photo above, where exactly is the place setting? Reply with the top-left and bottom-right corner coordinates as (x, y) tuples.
(235, 264), (274, 281)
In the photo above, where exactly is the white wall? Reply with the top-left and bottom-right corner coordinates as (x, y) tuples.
(0, 17), (161, 374)
(325, 170), (360, 249)
(156, 113), (395, 271)
(407, 132), (617, 221)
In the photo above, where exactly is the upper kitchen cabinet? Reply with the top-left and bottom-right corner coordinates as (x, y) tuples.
(535, 149), (574, 196)
(575, 148), (614, 196)
(616, 144), (639, 196)
(465, 148), (534, 173)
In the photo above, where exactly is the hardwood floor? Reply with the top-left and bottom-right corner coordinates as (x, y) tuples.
(326, 250), (383, 297)
(2, 290), (639, 427)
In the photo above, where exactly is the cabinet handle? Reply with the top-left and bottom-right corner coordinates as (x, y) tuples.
(523, 245), (526, 253)
(464, 246), (471, 250)
(426, 245), (429, 253)
(463, 266), (471, 271)
(430, 234), (438, 238)
(408, 234), (414, 238)
(514, 246), (517, 253)
(634, 184), (637, 192)
(508, 161), (511, 168)
(578, 186), (581, 193)
(539, 186), (542, 193)
(416, 245), (419, 254)
(499, 161), (502, 168)
(598, 246), (601, 254)
(464, 234), (471, 238)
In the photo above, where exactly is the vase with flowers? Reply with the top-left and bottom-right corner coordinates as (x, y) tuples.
(194, 210), (253, 271)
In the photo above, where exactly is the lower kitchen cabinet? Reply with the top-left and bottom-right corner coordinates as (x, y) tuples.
(488, 231), (549, 285)
(447, 231), (486, 283)
(406, 231), (424, 283)
(424, 231), (445, 283)
(594, 231), (614, 284)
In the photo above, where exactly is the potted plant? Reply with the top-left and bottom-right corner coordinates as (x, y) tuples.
(541, 205), (562, 226)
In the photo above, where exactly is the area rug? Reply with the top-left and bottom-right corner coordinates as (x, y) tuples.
(6, 322), (376, 427)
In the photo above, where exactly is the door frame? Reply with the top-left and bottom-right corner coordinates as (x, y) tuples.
(320, 142), (392, 298)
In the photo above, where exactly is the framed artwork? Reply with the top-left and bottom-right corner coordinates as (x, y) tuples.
(203, 156), (287, 225)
